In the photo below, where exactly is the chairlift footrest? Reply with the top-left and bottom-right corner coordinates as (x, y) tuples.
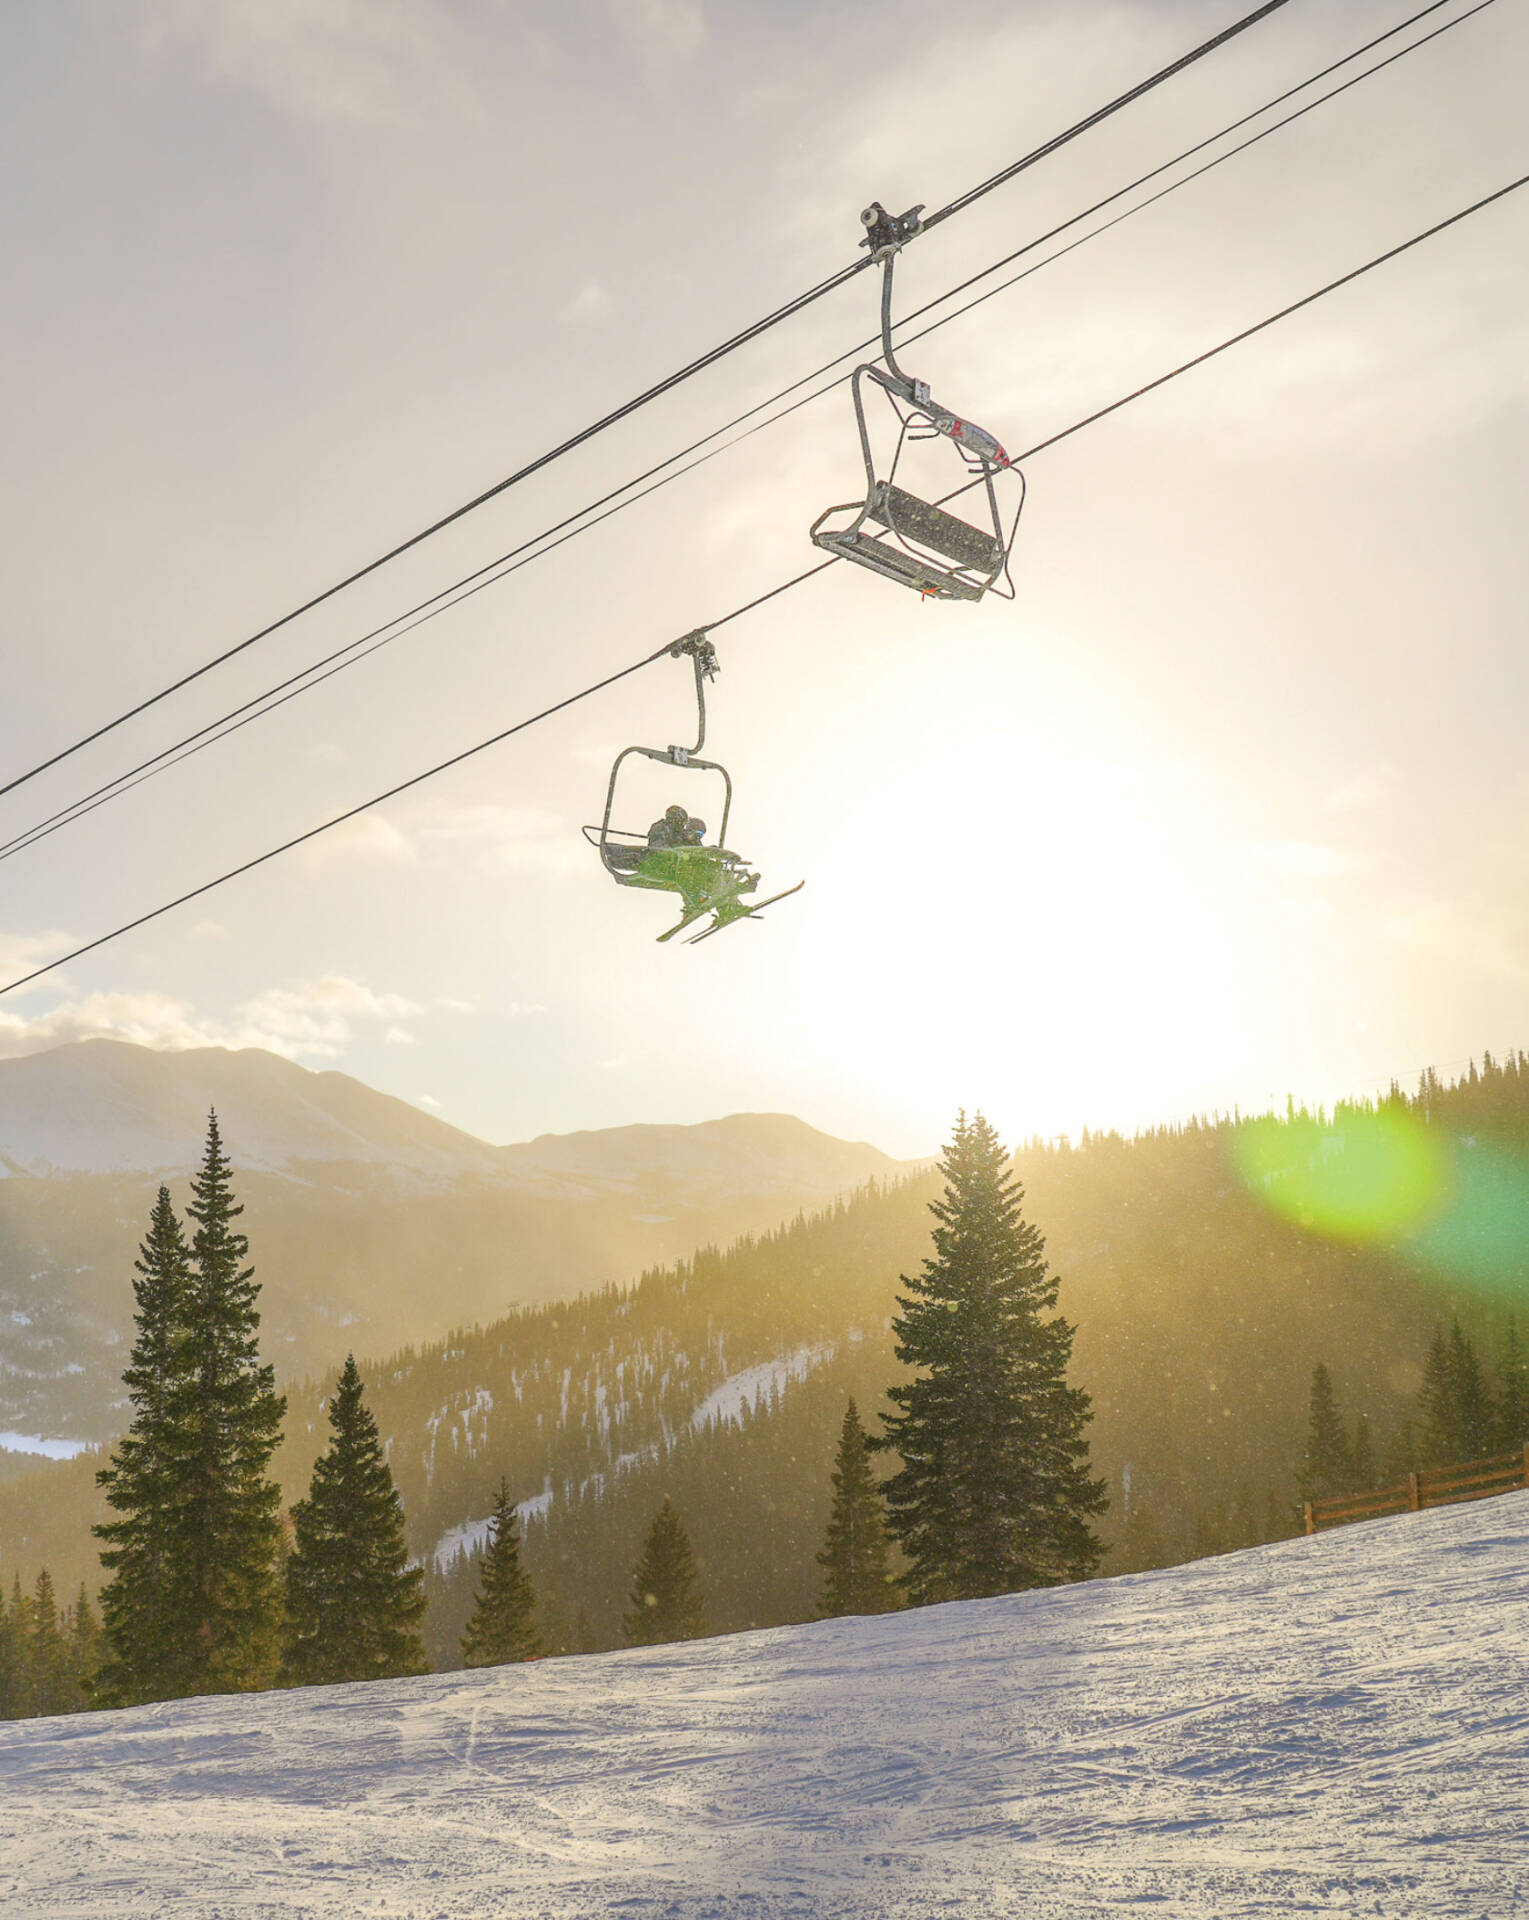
(812, 528), (986, 602)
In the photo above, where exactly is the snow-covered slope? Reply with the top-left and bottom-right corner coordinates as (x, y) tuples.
(4, 1493), (1525, 1918)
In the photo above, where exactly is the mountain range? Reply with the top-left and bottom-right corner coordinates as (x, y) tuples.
(0, 1040), (910, 1442)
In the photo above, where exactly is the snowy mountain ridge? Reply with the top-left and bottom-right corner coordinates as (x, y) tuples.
(0, 1041), (912, 1442)
(0, 1039), (906, 1199)
(4, 1490), (1523, 1917)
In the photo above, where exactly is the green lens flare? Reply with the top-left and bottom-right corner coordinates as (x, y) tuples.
(1406, 1136), (1529, 1300)
(1231, 1109), (1451, 1242)
(1233, 1110), (1529, 1304)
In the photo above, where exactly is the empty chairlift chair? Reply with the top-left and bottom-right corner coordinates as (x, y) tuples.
(811, 202), (1025, 605)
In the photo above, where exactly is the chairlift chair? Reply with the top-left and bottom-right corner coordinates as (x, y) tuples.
(584, 633), (803, 945)
(811, 203), (1025, 604)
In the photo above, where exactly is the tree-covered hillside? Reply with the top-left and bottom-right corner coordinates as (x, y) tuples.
(4, 1057), (1526, 1666)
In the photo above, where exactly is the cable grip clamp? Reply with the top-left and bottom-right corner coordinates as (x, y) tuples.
(860, 200), (925, 261)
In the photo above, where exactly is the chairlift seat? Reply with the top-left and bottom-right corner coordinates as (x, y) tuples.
(871, 483), (1005, 575)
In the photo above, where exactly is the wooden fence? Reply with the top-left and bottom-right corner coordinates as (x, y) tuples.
(1304, 1442), (1529, 1535)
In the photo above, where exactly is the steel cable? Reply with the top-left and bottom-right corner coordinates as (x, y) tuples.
(0, 0), (1487, 869)
(4, 161), (1524, 998)
(0, 1), (1295, 801)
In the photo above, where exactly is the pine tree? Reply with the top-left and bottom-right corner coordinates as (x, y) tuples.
(1498, 1317), (1529, 1449)
(25, 1572), (74, 1719)
(875, 1112), (1105, 1604)
(178, 1114), (288, 1693)
(460, 1480), (542, 1667)
(1451, 1320), (1494, 1460)
(815, 1400), (899, 1617)
(1383, 1418), (1418, 1485)
(68, 1587), (102, 1711)
(1351, 1411), (1376, 1492)
(1297, 1364), (1352, 1501)
(0, 1579), (19, 1719)
(535, 1575), (575, 1659)
(282, 1356), (427, 1686)
(622, 1500), (707, 1646)
(1418, 1320), (1493, 1467)
(94, 1186), (197, 1706)
(1418, 1326), (1457, 1466)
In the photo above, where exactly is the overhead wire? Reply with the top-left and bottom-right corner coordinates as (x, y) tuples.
(0, 0), (1296, 803)
(0, 0), (1491, 870)
(4, 160), (1525, 1000)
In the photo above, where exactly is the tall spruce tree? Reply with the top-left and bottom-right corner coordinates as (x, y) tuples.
(94, 1186), (196, 1706)
(1298, 1364), (1352, 1502)
(875, 1112), (1105, 1604)
(282, 1356), (427, 1686)
(622, 1500), (707, 1646)
(179, 1114), (287, 1693)
(815, 1399), (899, 1618)
(461, 1480), (542, 1667)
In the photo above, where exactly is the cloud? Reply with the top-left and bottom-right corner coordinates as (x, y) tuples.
(416, 1093), (441, 1109)
(297, 812), (417, 870)
(228, 975), (425, 1057)
(1382, 889), (1529, 984)
(133, 0), (463, 127)
(1252, 841), (1366, 882)
(189, 919), (230, 940)
(1324, 768), (1400, 815)
(609, 0), (704, 61)
(0, 933), (75, 999)
(0, 992), (224, 1060)
(561, 282), (611, 325)
(383, 1026), (417, 1045)
(0, 973), (427, 1063)
(408, 801), (579, 875)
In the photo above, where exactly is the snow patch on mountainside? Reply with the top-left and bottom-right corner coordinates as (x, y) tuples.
(689, 1344), (835, 1430)
(432, 1484), (555, 1570)
(0, 1433), (91, 1460)
(3, 1492), (1526, 1917)
(428, 1353), (834, 1571)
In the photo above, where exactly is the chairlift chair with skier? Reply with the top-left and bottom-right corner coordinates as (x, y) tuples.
(584, 633), (803, 944)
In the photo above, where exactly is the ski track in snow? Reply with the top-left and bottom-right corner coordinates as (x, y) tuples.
(4, 1494), (1527, 1918)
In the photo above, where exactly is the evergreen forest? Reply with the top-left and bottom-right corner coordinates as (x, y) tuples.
(2, 1053), (1528, 1697)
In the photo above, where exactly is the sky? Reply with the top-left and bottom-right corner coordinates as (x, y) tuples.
(1, 0), (1526, 1159)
